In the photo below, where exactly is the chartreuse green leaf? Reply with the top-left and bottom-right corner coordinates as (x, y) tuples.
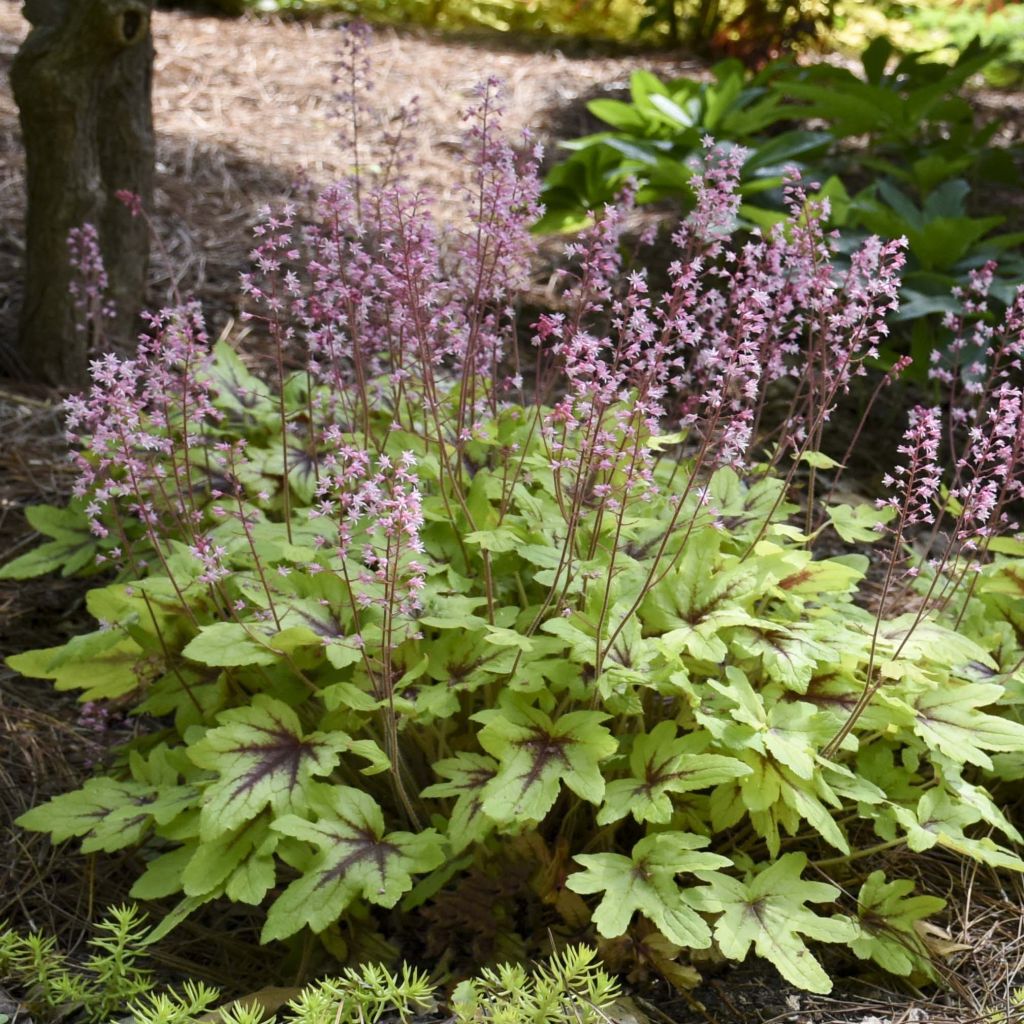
(187, 695), (352, 839)
(704, 668), (834, 780)
(939, 761), (1023, 843)
(850, 871), (944, 977)
(777, 555), (867, 597)
(86, 581), (188, 647)
(0, 502), (99, 579)
(421, 752), (498, 852)
(707, 468), (792, 542)
(131, 845), (196, 900)
(17, 777), (197, 853)
(182, 621), (281, 668)
(708, 755), (850, 857)
(136, 667), (229, 731)
(586, 98), (649, 132)
(262, 786), (445, 941)
(800, 451), (841, 470)
(260, 444), (322, 506)
(597, 721), (750, 825)
(180, 820), (280, 904)
(699, 670), (850, 855)
(7, 629), (151, 701)
(691, 853), (857, 994)
(204, 337), (273, 420)
(890, 788), (1024, 872)
(473, 694), (617, 823)
(225, 835), (279, 905)
(568, 833), (729, 948)
(877, 616), (995, 670)
(908, 682), (1024, 770)
(729, 621), (837, 693)
(642, 532), (759, 662)
(826, 502), (893, 543)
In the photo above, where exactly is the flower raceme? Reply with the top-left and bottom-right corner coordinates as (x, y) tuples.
(879, 405), (943, 529)
(7, 59), (1024, 997)
(67, 224), (116, 336)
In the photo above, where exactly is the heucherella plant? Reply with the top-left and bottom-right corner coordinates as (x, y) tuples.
(4, 34), (1024, 996)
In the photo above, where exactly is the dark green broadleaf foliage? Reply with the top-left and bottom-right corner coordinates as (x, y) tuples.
(541, 36), (1023, 370)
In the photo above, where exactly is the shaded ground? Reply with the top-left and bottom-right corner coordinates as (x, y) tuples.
(0, 6), (704, 367)
(1, 8), (1024, 1024)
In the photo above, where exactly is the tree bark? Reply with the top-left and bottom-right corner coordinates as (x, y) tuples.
(11, 0), (155, 387)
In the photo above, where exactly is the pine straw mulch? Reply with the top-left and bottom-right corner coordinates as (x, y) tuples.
(1, 7), (1024, 1023)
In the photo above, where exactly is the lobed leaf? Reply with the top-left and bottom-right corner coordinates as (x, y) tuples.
(262, 787), (445, 941)
(597, 721), (750, 825)
(569, 833), (729, 948)
(187, 695), (351, 838)
(17, 778), (197, 853)
(0, 502), (99, 579)
(691, 853), (857, 994)
(421, 752), (498, 852)
(474, 695), (617, 824)
(850, 870), (944, 977)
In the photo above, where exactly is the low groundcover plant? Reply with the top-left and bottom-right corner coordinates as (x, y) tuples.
(0, 908), (615, 1024)
(4, 53), (1024, 996)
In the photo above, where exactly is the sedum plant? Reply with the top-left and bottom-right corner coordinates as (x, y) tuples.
(4, 47), (1024, 995)
(1, 909), (611, 1024)
(0, 905), (157, 1023)
(278, 962), (435, 1024)
(451, 944), (618, 1024)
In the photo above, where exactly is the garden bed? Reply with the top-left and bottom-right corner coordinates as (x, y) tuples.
(1, 8), (1024, 1024)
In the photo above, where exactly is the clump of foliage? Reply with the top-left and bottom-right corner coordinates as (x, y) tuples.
(1, 908), (613, 1024)
(541, 38), (1011, 227)
(640, 0), (836, 60)
(884, 0), (1024, 86)
(536, 56), (830, 231)
(157, 0), (836, 53)
(541, 35), (1024, 364)
(156, 0), (644, 40)
(5, 42), (1024, 996)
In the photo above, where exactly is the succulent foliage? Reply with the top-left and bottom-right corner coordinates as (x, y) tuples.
(0, 912), (614, 1024)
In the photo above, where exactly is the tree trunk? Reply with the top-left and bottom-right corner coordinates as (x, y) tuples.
(11, 0), (155, 387)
